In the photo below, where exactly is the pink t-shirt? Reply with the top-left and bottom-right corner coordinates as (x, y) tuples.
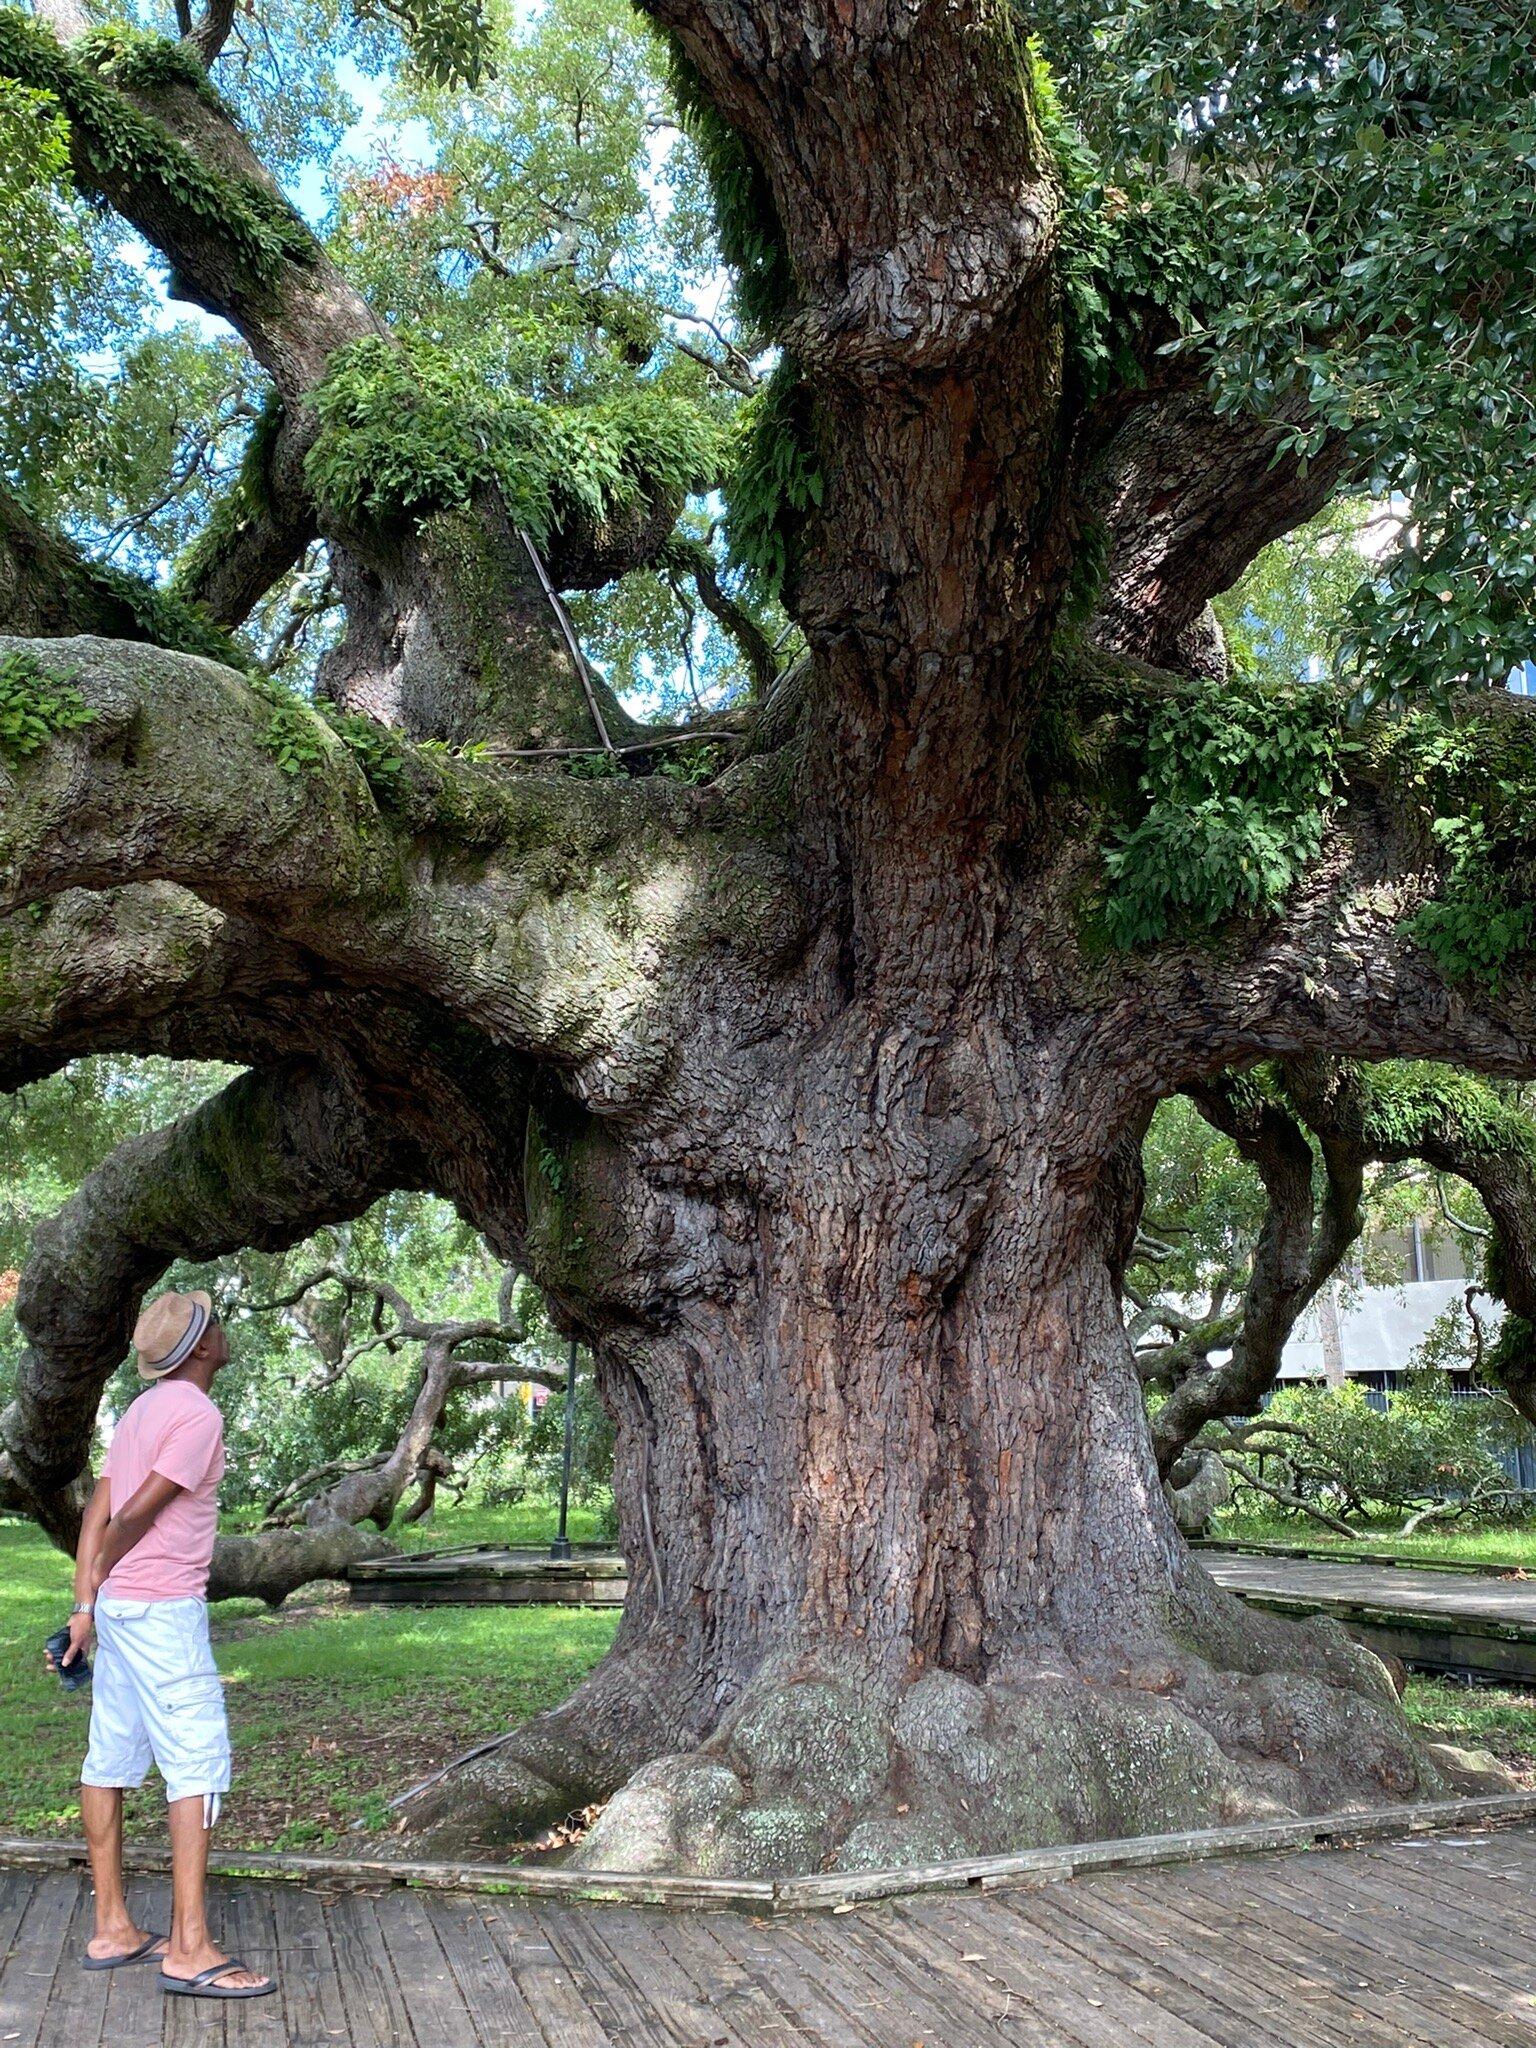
(102, 1380), (225, 1601)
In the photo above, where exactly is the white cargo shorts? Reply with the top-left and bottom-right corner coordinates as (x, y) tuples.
(82, 1594), (231, 1828)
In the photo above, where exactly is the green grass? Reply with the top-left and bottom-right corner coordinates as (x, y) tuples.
(1403, 1676), (1536, 1771)
(0, 1510), (619, 1852)
(1213, 1510), (1536, 1569)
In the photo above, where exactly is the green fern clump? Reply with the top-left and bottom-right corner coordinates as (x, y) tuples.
(76, 26), (225, 108)
(1103, 680), (1342, 947)
(306, 336), (721, 539)
(80, 558), (241, 667)
(1368, 706), (1536, 989)
(657, 30), (793, 338)
(0, 650), (96, 762)
(724, 358), (822, 598)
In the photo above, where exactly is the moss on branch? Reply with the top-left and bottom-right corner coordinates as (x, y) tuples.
(0, 12), (315, 292)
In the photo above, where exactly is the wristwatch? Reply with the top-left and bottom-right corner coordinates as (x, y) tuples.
(71, 1602), (94, 1616)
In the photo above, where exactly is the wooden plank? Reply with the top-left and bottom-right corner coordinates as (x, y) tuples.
(576, 1903), (764, 2048)
(219, 1880), (289, 2048)
(1014, 1880), (1311, 2048)
(4, 1798), (1536, 1919)
(702, 1912), (890, 2048)
(806, 1903), (1086, 2048)
(0, 1836), (775, 1912)
(33, 1882), (110, 2048)
(773, 1793), (1536, 1909)
(932, 1891), (1228, 2048)
(369, 1885), (484, 2047)
(644, 1913), (806, 2048)
(473, 1903), (617, 2048)
(425, 1892), (551, 2048)
(1251, 1849), (1536, 2009)
(1113, 1867), (1454, 2048)
(753, 1908), (978, 2048)
(1173, 1856), (1534, 2048)
(267, 1880), (357, 2048)
(0, 1873), (81, 2048)
(1195, 1538), (1536, 1578)
(326, 1890), (417, 2048)
(531, 1900), (687, 2047)
(99, 1875), (176, 2048)
(1307, 1848), (1536, 1977)
(1039, 1870), (1371, 2048)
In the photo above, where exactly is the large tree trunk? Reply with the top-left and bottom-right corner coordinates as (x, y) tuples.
(402, 824), (1454, 1871)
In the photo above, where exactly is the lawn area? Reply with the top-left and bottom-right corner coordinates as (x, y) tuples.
(1212, 1510), (1536, 1569)
(5, 1501), (1534, 1857)
(0, 1511), (619, 1853)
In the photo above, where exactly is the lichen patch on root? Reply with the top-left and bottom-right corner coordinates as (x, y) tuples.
(569, 1636), (1488, 1880)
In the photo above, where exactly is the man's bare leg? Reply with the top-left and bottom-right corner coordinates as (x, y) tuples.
(80, 1784), (165, 1962)
(159, 1797), (268, 1990)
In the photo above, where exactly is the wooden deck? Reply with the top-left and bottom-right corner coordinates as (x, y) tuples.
(348, 1544), (628, 1606)
(1201, 1545), (1536, 1682)
(7, 1821), (1536, 2045)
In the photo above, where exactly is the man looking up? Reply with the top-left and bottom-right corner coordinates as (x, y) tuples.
(48, 1289), (276, 2001)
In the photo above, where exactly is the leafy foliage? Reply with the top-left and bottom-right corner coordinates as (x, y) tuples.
(307, 333), (722, 539)
(1220, 1375), (1530, 1526)
(1041, 0), (1536, 709)
(724, 359), (822, 598)
(0, 14), (315, 292)
(0, 650), (96, 763)
(1366, 704), (1536, 987)
(351, 0), (490, 88)
(1103, 680), (1342, 947)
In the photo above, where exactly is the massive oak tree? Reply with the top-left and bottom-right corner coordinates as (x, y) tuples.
(3, 0), (1536, 1874)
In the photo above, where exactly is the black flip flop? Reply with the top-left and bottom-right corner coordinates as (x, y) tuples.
(82, 1932), (168, 1971)
(159, 1958), (277, 2000)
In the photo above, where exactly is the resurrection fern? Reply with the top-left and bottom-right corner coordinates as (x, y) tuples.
(0, 651), (95, 762)
(1026, 39), (1206, 403)
(1356, 1063), (1536, 1159)
(323, 706), (407, 803)
(75, 26), (225, 108)
(1367, 705), (1536, 989)
(306, 336), (721, 537)
(80, 558), (242, 667)
(1103, 681), (1342, 947)
(250, 673), (410, 805)
(725, 358), (823, 598)
(172, 390), (285, 600)
(656, 30), (794, 338)
(0, 13), (314, 291)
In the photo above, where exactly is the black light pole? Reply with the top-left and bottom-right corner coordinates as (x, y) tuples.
(550, 1338), (578, 1560)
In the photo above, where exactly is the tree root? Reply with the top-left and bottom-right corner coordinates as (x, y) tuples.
(392, 1580), (1515, 1879)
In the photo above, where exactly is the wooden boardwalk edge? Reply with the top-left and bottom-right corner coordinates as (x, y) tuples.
(6, 1789), (1536, 1915)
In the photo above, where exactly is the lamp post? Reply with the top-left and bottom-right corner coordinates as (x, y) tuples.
(550, 1338), (577, 1560)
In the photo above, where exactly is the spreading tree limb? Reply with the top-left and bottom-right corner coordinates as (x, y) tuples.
(0, 1060), (424, 1544)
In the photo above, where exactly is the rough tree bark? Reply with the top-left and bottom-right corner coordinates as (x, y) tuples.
(4, 0), (1536, 1877)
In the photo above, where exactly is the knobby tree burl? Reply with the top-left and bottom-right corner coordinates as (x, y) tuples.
(4, 0), (1536, 1875)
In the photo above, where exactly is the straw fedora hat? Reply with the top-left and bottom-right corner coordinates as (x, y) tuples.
(131, 1289), (215, 1380)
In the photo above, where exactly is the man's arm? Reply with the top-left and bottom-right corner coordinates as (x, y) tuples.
(93, 1470), (187, 1587)
(73, 1474), (111, 1608)
(50, 1474), (113, 1669)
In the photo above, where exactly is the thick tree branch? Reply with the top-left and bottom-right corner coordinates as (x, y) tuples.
(1148, 1068), (1366, 1474)
(1, 635), (779, 1069)
(0, 1060), (424, 1543)
(1082, 382), (1354, 677)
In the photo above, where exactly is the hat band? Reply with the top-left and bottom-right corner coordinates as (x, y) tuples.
(148, 1299), (209, 1374)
